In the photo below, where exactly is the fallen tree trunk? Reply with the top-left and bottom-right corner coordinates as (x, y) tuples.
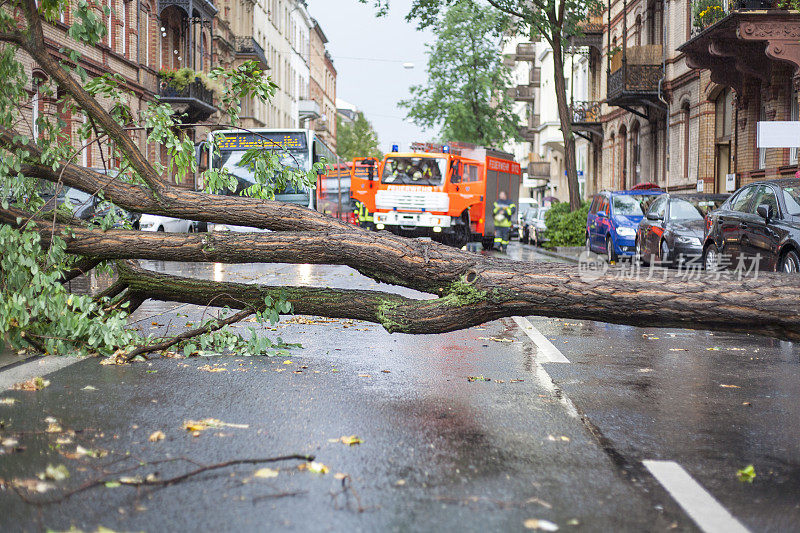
(9, 210), (800, 341)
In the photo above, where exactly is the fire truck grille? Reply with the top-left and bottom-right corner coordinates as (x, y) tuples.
(375, 191), (449, 212)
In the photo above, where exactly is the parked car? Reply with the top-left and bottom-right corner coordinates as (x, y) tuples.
(522, 207), (549, 246)
(703, 179), (800, 273)
(586, 189), (664, 262)
(636, 193), (729, 267)
(519, 207), (537, 242)
(41, 187), (98, 221)
(138, 214), (195, 233)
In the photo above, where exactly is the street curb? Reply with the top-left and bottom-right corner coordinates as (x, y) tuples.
(533, 247), (580, 264)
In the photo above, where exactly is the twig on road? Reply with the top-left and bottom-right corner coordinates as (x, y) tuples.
(10, 454), (315, 505)
(122, 307), (256, 361)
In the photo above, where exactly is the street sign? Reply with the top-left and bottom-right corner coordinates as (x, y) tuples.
(757, 121), (800, 148)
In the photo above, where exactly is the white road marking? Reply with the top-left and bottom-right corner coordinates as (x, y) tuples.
(0, 356), (85, 391)
(510, 317), (577, 417)
(643, 460), (750, 533)
(513, 316), (571, 363)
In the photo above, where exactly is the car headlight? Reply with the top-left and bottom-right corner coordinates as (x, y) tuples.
(675, 235), (701, 246)
(616, 226), (636, 237)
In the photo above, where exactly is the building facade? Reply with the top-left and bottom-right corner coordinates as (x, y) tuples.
(309, 19), (337, 150)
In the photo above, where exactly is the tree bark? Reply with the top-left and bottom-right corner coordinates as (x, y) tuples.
(551, 32), (582, 212)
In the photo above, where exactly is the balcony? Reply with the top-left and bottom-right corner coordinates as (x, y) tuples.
(234, 37), (269, 69)
(568, 14), (604, 51)
(519, 127), (536, 142)
(529, 67), (541, 87)
(511, 85), (535, 102)
(158, 77), (217, 122)
(570, 100), (603, 138)
(606, 45), (663, 108)
(528, 161), (551, 179)
(679, 3), (800, 96)
(515, 42), (536, 61)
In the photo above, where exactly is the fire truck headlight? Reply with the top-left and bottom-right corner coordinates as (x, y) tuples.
(376, 223), (385, 230)
(433, 226), (442, 233)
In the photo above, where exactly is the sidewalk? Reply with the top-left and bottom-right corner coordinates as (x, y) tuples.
(528, 245), (583, 263)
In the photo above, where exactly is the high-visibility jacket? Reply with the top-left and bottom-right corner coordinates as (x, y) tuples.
(354, 201), (373, 223)
(493, 200), (516, 228)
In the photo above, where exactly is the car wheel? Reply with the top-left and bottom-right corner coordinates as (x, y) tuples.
(660, 239), (672, 267)
(703, 243), (721, 271)
(522, 228), (529, 244)
(187, 224), (194, 233)
(606, 237), (618, 263)
(585, 235), (592, 254)
(481, 236), (494, 251)
(636, 236), (650, 266)
(157, 226), (165, 232)
(780, 249), (800, 273)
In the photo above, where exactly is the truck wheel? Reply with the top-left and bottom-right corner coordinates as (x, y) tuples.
(482, 236), (495, 251)
(447, 213), (471, 248)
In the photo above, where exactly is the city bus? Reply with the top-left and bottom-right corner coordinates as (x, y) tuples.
(202, 128), (346, 230)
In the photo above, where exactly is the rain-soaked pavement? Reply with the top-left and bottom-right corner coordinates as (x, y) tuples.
(0, 241), (798, 532)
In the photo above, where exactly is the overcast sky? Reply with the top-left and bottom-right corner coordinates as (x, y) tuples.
(307, 0), (437, 153)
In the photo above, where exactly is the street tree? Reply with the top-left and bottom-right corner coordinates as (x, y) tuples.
(363, 0), (604, 211)
(2, 0), (800, 363)
(336, 112), (383, 161)
(400, 0), (520, 147)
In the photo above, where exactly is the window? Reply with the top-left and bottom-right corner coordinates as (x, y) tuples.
(598, 197), (609, 214)
(668, 198), (704, 221)
(465, 164), (478, 182)
(121, 0), (127, 56)
(730, 186), (757, 212)
(589, 195), (599, 213)
(790, 83), (799, 165)
(782, 185), (800, 216)
(759, 97), (767, 169)
(647, 195), (668, 219)
(750, 185), (779, 216)
(682, 103), (690, 179)
(31, 82), (40, 138)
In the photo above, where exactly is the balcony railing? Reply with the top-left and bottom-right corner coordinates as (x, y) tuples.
(234, 36), (269, 69)
(515, 42), (536, 61)
(570, 101), (602, 124)
(528, 161), (551, 178)
(530, 67), (541, 86)
(607, 45), (663, 104)
(529, 114), (540, 128)
(158, 77), (217, 122)
(519, 127), (537, 141)
(511, 85), (535, 101)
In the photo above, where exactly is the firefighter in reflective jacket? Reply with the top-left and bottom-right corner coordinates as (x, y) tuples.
(493, 191), (515, 252)
(354, 200), (374, 230)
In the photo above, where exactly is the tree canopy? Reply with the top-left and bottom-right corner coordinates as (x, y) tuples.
(400, 0), (519, 147)
(336, 112), (383, 161)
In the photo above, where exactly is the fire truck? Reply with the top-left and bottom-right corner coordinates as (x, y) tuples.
(351, 142), (521, 249)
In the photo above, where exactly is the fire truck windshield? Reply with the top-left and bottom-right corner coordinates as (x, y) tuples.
(382, 157), (446, 186)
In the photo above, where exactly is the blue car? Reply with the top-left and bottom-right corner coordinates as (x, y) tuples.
(586, 189), (664, 262)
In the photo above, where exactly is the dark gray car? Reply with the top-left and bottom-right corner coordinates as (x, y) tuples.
(636, 193), (728, 266)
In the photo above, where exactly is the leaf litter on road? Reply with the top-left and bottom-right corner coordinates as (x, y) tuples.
(523, 518), (559, 531)
(737, 464), (756, 483)
(12, 377), (50, 391)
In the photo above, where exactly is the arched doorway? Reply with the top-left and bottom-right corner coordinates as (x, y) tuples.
(631, 121), (641, 184)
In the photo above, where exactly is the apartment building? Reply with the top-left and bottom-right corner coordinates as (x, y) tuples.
(309, 19), (337, 150)
(679, 0), (800, 192)
(254, 0), (312, 129)
(504, 35), (591, 204)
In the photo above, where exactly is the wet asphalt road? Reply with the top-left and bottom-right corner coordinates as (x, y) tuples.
(0, 242), (798, 532)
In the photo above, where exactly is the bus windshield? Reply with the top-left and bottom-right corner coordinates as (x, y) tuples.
(382, 157), (446, 186)
(218, 149), (309, 195)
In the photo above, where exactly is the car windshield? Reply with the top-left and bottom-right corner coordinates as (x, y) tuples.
(218, 150), (308, 195)
(611, 194), (649, 216)
(525, 208), (539, 222)
(669, 199), (705, 221)
(783, 186), (800, 216)
(382, 157), (446, 186)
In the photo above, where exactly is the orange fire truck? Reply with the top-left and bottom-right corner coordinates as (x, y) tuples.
(350, 142), (521, 249)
